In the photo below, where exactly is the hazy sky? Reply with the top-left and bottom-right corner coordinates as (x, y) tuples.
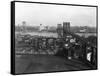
(15, 2), (96, 27)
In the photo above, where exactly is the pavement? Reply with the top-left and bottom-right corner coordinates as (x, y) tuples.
(15, 54), (91, 74)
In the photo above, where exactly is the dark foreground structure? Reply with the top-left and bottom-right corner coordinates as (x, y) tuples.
(15, 22), (97, 74)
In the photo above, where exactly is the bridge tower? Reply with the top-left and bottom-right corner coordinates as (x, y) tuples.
(57, 24), (63, 38)
(63, 22), (70, 37)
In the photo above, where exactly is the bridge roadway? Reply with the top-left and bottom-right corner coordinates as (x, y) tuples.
(15, 54), (91, 74)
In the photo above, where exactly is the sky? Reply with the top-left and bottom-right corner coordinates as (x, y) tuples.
(15, 2), (97, 27)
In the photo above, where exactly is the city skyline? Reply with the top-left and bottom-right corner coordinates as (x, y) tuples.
(15, 2), (96, 27)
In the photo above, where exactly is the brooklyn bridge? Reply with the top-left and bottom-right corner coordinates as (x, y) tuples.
(15, 22), (97, 74)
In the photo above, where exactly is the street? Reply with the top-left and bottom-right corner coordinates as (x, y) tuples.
(15, 54), (91, 74)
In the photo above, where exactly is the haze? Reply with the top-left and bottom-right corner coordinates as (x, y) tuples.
(15, 2), (96, 27)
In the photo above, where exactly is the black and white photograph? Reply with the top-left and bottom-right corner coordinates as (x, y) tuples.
(11, 1), (97, 75)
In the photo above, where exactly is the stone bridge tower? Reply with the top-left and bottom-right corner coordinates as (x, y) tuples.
(63, 22), (70, 37)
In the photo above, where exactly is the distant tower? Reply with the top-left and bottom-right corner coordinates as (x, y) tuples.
(22, 21), (27, 32)
(63, 22), (70, 37)
(22, 21), (26, 26)
(39, 24), (44, 31)
(57, 24), (63, 38)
